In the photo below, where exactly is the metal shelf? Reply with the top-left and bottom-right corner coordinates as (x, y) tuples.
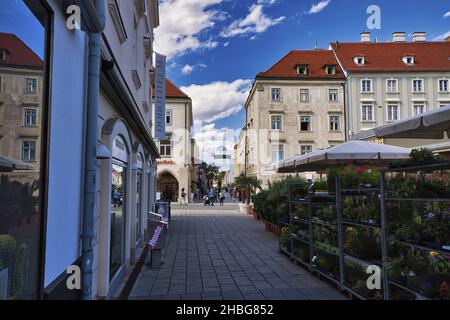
(311, 266), (340, 285)
(312, 218), (338, 229)
(386, 197), (450, 202)
(291, 233), (309, 245)
(388, 279), (431, 300)
(342, 219), (381, 229)
(390, 239), (450, 255)
(343, 253), (381, 268)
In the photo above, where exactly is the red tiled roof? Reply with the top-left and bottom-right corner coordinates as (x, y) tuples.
(256, 50), (345, 79)
(152, 79), (190, 99)
(331, 41), (450, 73)
(0, 33), (43, 69)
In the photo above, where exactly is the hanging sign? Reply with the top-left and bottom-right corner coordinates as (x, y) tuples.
(154, 53), (166, 139)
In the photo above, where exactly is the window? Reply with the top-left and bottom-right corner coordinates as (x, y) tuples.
(387, 104), (399, 121)
(299, 116), (311, 131)
(22, 140), (36, 161)
(403, 56), (415, 65)
(387, 79), (398, 93)
(159, 140), (171, 157)
(0, 75), (2, 92)
(300, 145), (312, 155)
(329, 116), (340, 131)
(413, 103), (425, 115)
(271, 144), (284, 162)
(300, 89), (310, 102)
(361, 104), (374, 121)
(24, 108), (37, 126)
(271, 88), (281, 101)
(271, 115), (282, 130)
(325, 65), (336, 75)
(328, 89), (338, 102)
(165, 110), (172, 125)
(361, 79), (372, 92)
(297, 65), (308, 75)
(439, 79), (449, 92)
(412, 79), (423, 92)
(25, 78), (37, 93)
(354, 56), (365, 65)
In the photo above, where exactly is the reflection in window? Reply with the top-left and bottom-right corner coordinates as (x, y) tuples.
(110, 163), (126, 280)
(136, 172), (142, 242)
(0, 0), (47, 299)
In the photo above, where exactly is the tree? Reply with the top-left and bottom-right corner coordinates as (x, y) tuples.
(217, 171), (226, 191)
(205, 164), (219, 189)
(233, 175), (261, 205)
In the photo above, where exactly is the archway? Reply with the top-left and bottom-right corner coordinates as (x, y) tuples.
(157, 171), (179, 202)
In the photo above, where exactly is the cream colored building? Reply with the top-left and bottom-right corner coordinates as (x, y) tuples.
(331, 32), (450, 149)
(242, 50), (346, 184)
(152, 79), (196, 203)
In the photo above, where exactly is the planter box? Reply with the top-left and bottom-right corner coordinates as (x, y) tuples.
(263, 220), (279, 235)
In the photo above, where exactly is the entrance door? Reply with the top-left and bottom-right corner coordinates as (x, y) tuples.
(157, 172), (179, 202)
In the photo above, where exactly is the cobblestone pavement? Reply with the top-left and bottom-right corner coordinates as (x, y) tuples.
(129, 203), (347, 300)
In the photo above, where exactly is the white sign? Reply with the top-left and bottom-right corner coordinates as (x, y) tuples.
(154, 53), (166, 139)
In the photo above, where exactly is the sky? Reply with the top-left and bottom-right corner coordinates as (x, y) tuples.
(1, 0), (448, 169)
(155, 0), (450, 167)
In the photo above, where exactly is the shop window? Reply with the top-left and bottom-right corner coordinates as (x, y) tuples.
(0, 0), (49, 299)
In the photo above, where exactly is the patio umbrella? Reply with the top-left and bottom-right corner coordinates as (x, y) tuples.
(374, 104), (450, 139)
(276, 141), (411, 173)
(0, 155), (35, 172)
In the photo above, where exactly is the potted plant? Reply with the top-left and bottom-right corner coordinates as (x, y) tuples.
(234, 174), (261, 214)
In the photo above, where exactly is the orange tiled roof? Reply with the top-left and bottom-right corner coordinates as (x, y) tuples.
(331, 41), (450, 73)
(0, 33), (43, 69)
(153, 79), (190, 98)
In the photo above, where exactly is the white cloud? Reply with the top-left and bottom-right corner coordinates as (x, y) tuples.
(444, 12), (450, 18)
(223, 42), (230, 47)
(182, 64), (194, 75)
(220, 4), (285, 38)
(433, 30), (450, 41)
(180, 79), (252, 124)
(308, 0), (331, 14)
(257, 0), (278, 4)
(193, 123), (239, 168)
(155, 0), (224, 58)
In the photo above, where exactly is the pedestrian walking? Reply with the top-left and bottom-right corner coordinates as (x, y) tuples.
(208, 188), (216, 206)
(219, 191), (225, 206)
(180, 188), (187, 206)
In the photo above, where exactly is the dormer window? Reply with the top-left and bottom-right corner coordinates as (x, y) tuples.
(402, 55), (415, 65)
(325, 65), (336, 75)
(0, 49), (10, 61)
(296, 64), (309, 75)
(354, 56), (365, 65)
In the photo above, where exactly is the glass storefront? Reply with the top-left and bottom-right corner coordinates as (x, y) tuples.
(110, 136), (128, 280)
(135, 153), (143, 243)
(0, 0), (48, 299)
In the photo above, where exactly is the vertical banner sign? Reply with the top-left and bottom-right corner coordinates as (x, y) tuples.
(154, 53), (166, 139)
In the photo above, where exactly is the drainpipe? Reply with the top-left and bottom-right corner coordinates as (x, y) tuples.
(81, 0), (106, 300)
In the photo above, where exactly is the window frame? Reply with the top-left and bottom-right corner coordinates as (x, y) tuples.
(361, 79), (373, 93)
(300, 144), (313, 155)
(22, 140), (37, 161)
(361, 103), (375, 122)
(271, 88), (281, 102)
(329, 115), (340, 132)
(25, 77), (38, 94)
(386, 79), (398, 93)
(165, 109), (172, 125)
(159, 140), (172, 157)
(24, 107), (38, 127)
(271, 144), (284, 162)
(412, 102), (426, 116)
(438, 79), (449, 93)
(325, 65), (336, 76)
(412, 79), (424, 93)
(328, 88), (338, 102)
(299, 88), (310, 103)
(386, 103), (400, 122)
(270, 114), (283, 131)
(299, 115), (311, 132)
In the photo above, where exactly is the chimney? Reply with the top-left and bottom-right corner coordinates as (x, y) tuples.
(412, 32), (426, 42)
(360, 32), (371, 43)
(392, 32), (406, 42)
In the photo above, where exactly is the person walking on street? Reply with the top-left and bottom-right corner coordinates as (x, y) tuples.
(208, 188), (216, 206)
(219, 190), (225, 206)
(180, 188), (187, 206)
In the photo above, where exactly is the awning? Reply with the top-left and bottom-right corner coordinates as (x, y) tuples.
(0, 155), (35, 172)
(275, 141), (411, 173)
(374, 104), (450, 139)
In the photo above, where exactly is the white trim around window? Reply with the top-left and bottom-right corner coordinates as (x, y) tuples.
(386, 78), (398, 93)
(386, 103), (400, 122)
(270, 114), (283, 131)
(25, 77), (38, 94)
(328, 88), (339, 102)
(165, 109), (172, 125)
(361, 79), (373, 93)
(23, 107), (38, 127)
(299, 88), (310, 102)
(438, 78), (449, 93)
(361, 103), (375, 122)
(412, 78), (424, 93)
(412, 102), (426, 116)
(271, 87), (281, 102)
(299, 144), (313, 155)
(271, 143), (285, 162)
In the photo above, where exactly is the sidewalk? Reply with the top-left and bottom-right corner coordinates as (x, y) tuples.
(129, 204), (347, 300)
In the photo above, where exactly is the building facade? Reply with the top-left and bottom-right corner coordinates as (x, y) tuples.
(243, 50), (346, 184)
(331, 32), (450, 148)
(0, 0), (161, 300)
(152, 79), (196, 203)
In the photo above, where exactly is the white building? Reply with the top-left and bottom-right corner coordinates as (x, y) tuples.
(0, 0), (161, 300)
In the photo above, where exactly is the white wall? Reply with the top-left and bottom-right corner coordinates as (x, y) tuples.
(44, 0), (87, 286)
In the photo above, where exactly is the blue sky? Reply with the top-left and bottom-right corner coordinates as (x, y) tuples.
(154, 0), (449, 165)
